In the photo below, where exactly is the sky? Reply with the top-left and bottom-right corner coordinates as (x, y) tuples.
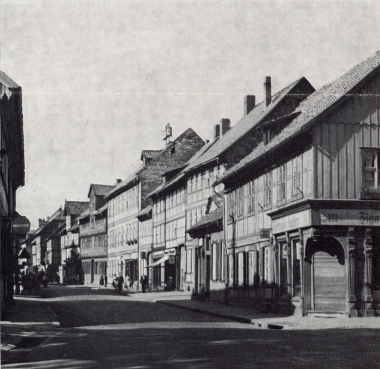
(1, 0), (380, 229)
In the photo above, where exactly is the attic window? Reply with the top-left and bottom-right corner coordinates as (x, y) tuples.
(171, 146), (176, 154)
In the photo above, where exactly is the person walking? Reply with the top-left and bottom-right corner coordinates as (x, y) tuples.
(99, 274), (104, 287)
(141, 275), (147, 293)
(117, 274), (124, 293)
(104, 274), (108, 287)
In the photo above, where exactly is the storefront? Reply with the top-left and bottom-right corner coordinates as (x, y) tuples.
(269, 199), (380, 317)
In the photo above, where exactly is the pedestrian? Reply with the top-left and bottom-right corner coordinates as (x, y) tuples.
(141, 275), (147, 293)
(117, 274), (124, 292)
(125, 275), (130, 289)
(100, 274), (104, 287)
(104, 274), (108, 287)
(112, 275), (118, 289)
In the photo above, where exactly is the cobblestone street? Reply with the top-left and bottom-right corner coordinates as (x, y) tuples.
(2, 285), (380, 368)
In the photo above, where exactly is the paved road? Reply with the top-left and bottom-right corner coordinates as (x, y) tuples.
(3, 285), (380, 369)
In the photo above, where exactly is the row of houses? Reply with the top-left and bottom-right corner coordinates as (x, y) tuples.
(26, 51), (380, 318)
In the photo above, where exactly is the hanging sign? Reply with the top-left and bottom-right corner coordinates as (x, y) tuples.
(12, 216), (31, 235)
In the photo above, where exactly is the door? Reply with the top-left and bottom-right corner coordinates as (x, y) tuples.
(313, 251), (346, 312)
(91, 259), (94, 283)
(206, 255), (211, 294)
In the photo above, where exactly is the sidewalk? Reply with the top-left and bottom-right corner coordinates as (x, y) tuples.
(155, 299), (380, 330)
(1, 295), (59, 364)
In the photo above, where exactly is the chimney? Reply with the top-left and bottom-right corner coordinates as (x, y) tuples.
(221, 118), (231, 136)
(116, 179), (122, 184)
(264, 76), (271, 107)
(244, 95), (256, 115)
(214, 124), (220, 140)
(39, 218), (43, 226)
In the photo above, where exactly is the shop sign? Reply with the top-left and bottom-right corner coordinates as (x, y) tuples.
(153, 251), (164, 258)
(272, 209), (311, 233)
(319, 209), (380, 226)
(169, 255), (175, 264)
(259, 228), (271, 239)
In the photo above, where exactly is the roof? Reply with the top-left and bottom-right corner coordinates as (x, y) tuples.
(184, 77), (312, 174)
(187, 207), (223, 236)
(137, 205), (153, 220)
(64, 201), (89, 216)
(88, 184), (115, 198)
(45, 222), (66, 242)
(219, 50), (380, 183)
(105, 166), (143, 199)
(27, 208), (65, 242)
(145, 139), (216, 199)
(107, 128), (205, 201)
(141, 150), (161, 161)
(0, 70), (20, 89)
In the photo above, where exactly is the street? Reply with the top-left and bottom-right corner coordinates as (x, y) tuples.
(2, 285), (380, 369)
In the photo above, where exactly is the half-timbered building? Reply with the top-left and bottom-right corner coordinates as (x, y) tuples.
(218, 50), (380, 317)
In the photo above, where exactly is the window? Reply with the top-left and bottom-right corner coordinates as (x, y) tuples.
(292, 155), (302, 197)
(247, 180), (255, 214)
(188, 177), (193, 194)
(237, 187), (244, 217)
(363, 149), (379, 189)
(212, 243), (217, 280)
(228, 191), (236, 216)
(264, 172), (272, 206)
(186, 249), (192, 273)
(278, 164), (286, 202)
(248, 251), (257, 286)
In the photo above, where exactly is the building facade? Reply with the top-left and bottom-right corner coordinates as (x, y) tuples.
(79, 184), (114, 285)
(106, 127), (205, 289)
(0, 71), (25, 310)
(218, 50), (380, 317)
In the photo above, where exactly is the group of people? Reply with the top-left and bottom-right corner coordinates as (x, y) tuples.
(99, 274), (108, 287)
(99, 273), (155, 293)
(20, 270), (48, 294)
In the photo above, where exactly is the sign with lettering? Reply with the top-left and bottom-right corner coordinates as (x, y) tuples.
(259, 228), (271, 239)
(319, 209), (380, 226)
(271, 209), (311, 233)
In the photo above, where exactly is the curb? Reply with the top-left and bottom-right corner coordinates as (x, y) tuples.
(156, 300), (253, 324)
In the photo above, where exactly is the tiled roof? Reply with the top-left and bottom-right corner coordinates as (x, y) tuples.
(89, 184), (116, 197)
(187, 207), (223, 234)
(105, 165), (143, 199)
(145, 139), (216, 198)
(137, 205), (152, 219)
(141, 150), (161, 161)
(65, 201), (89, 216)
(184, 77), (310, 173)
(220, 50), (380, 182)
(28, 208), (65, 241)
(107, 128), (205, 200)
(45, 222), (66, 242)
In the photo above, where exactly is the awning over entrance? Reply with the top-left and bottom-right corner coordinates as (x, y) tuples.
(147, 255), (169, 268)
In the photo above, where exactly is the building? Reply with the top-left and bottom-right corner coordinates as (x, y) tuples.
(0, 71), (25, 310)
(59, 200), (89, 283)
(106, 127), (205, 288)
(28, 208), (65, 275)
(217, 50), (380, 317)
(79, 184), (114, 285)
(148, 77), (315, 296)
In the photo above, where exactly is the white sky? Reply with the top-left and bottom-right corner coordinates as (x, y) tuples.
(1, 0), (380, 228)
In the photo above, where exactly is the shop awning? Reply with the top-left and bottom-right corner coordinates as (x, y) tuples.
(146, 255), (169, 268)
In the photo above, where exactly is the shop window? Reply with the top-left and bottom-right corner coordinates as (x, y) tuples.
(292, 155), (302, 198)
(292, 241), (301, 296)
(280, 243), (289, 296)
(238, 252), (245, 286)
(277, 164), (286, 203)
(264, 172), (272, 207)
